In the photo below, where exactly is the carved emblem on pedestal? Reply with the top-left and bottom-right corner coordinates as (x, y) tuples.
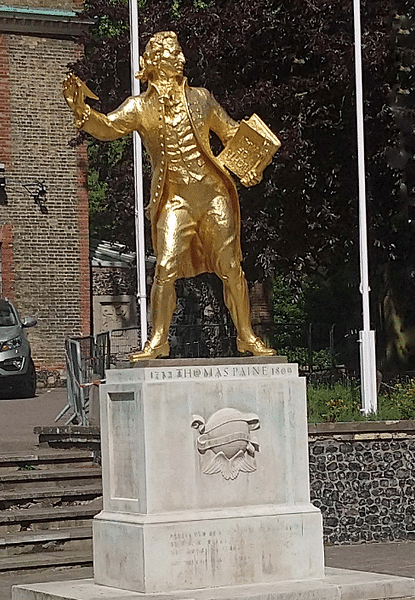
(191, 408), (260, 480)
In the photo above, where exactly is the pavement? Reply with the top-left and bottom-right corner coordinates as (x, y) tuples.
(1, 387), (415, 599)
(0, 386), (67, 452)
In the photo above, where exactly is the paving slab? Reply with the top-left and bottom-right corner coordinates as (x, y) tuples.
(325, 541), (415, 580)
(0, 566), (93, 600)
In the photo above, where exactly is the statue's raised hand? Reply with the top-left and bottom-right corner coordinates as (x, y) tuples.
(63, 73), (98, 128)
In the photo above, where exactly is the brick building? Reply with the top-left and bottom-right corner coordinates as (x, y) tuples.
(0, 1), (90, 379)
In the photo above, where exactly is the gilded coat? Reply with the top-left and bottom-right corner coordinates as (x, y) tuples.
(82, 79), (242, 277)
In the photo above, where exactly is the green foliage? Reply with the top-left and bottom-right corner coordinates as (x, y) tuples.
(273, 272), (359, 331)
(71, 0), (415, 371)
(170, 0), (182, 17)
(307, 382), (362, 423)
(95, 15), (129, 38)
(170, 0), (215, 17)
(273, 274), (308, 324)
(384, 380), (415, 419)
(83, 0), (129, 37)
(279, 347), (331, 370)
(273, 275), (314, 355)
(272, 273), (357, 369)
(307, 379), (415, 423)
(88, 169), (107, 212)
(18, 464), (35, 471)
(74, 0), (415, 273)
(87, 135), (139, 243)
(192, 0), (215, 8)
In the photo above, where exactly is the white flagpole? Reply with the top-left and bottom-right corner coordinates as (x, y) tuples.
(129, 0), (147, 348)
(353, 0), (377, 414)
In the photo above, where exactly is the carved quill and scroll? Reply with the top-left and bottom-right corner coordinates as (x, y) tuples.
(191, 408), (260, 480)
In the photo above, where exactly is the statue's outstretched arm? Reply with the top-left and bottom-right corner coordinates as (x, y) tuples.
(63, 73), (140, 141)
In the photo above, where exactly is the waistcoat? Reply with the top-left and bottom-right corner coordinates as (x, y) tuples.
(163, 86), (206, 184)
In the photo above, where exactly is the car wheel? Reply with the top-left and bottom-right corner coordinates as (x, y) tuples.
(19, 359), (37, 398)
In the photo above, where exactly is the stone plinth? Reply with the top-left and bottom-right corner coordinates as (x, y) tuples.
(92, 358), (324, 593)
(12, 568), (415, 600)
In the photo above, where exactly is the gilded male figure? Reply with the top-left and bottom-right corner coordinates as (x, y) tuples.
(63, 31), (276, 360)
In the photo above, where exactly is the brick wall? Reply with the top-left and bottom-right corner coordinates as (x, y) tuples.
(0, 224), (14, 300)
(4, 0), (80, 10)
(0, 36), (12, 169)
(0, 29), (90, 370)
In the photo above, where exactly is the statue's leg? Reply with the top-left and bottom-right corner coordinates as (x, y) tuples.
(129, 276), (177, 362)
(223, 272), (277, 356)
(200, 192), (276, 357)
(220, 262), (275, 356)
(130, 193), (196, 361)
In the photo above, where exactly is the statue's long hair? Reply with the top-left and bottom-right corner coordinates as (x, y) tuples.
(136, 31), (179, 83)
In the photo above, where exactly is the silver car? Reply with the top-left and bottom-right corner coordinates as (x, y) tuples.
(0, 298), (37, 398)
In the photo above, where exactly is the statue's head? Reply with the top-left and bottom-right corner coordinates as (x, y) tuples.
(137, 31), (185, 82)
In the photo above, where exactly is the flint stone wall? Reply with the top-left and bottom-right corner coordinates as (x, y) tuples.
(308, 421), (415, 544)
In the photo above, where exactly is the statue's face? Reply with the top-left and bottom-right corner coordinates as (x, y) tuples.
(157, 38), (185, 78)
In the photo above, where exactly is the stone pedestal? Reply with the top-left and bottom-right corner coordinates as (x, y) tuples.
(93, 358), (324, 593)
(13, 358), (415, 600)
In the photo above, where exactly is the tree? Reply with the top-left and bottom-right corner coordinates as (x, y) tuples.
(70, 0), (415, 368)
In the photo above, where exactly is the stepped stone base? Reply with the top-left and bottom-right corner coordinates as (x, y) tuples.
(94, 359), (324, 592)
(12, 568), (415, 600)
(12, 360), (415, 599)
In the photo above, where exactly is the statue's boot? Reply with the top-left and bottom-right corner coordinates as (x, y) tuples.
(236, 337), (276, 356)
(130, 281), (176, 362)
(223, 273), (277, 357)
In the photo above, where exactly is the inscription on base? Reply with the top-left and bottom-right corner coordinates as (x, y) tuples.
(170, 530), (234, 568)
(146, 364), (296, 382)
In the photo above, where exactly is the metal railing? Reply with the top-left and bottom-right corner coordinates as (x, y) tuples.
(58, 331), (110, 425)
(108, 324), (237, 361)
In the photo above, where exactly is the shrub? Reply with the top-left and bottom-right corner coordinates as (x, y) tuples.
(307, 382), (362, 423)
(384, 380), (415, 420)
(279, 346), (332, 370)
(307, 379), (415, 423)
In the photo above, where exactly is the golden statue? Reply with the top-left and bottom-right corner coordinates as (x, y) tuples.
(63, 31), (280, 360)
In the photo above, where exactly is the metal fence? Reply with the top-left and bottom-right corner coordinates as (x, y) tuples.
(108, 325), (237, 360)
(58, 332), (110, 425)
